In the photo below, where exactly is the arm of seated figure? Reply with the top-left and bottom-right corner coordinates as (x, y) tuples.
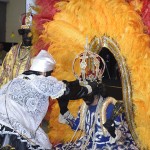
(103, 100), (124, 138)
(104, 101), (138, 148)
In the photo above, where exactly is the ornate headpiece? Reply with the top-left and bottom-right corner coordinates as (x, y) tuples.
(20, 7), (33, 29)
(72, 37), (105, 85)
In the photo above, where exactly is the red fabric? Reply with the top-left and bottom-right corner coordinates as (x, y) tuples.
(34, 0), (60, 34)
(33, 0), (60, 52)
(33, 38), (50, 56)
(20, 13), (26, 25)
(141, 0), (150, 34)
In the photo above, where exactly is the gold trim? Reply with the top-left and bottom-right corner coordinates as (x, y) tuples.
(92, 35), (140, 147)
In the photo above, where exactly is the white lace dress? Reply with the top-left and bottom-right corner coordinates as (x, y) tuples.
(0, 74), (66, 149)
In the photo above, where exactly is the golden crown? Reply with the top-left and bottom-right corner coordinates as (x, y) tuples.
(72, 37), (105, 85)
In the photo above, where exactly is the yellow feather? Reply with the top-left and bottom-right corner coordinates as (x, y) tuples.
(40, 0), (150, 148)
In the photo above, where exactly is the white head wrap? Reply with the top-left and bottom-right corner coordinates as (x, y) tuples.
(30, 50), (56, 72)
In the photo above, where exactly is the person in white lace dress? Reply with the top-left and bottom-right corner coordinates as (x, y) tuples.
(0, 50), (97, 150)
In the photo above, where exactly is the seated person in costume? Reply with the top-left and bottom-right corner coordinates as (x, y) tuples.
(0, 10), (33, 88)
(0, 50), (98, 150)
(57, 89), (138, 150)
(56, 49), (139, 150)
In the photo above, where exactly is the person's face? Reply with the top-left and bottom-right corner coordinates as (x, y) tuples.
(21, 29), (32, 46)
(83, 93), (95, 105)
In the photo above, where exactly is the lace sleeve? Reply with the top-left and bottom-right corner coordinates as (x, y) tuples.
(32, 76), (66, 99)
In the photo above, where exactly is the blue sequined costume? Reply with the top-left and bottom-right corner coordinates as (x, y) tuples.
(55, 97), (139, 150)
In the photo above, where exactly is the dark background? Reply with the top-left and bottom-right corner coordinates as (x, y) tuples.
(1, 42), (18, 52)
(99, 47), (122, 100)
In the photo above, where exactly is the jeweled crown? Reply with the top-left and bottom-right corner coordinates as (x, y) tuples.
(72, 37), (105, 85)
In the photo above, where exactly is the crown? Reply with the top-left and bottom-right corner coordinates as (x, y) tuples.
(20, 7), (33, 29)
(72, 37), (105, 85)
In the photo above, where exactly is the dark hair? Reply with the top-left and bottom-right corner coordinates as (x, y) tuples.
(23, 70), (52, 77)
